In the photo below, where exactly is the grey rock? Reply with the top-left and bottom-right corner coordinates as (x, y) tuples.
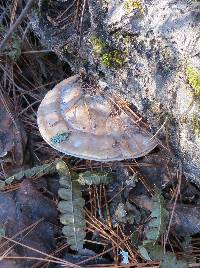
(104, 0), (200, 184)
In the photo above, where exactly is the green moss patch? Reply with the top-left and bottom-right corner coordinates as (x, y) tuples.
(90, 36), (107, 55)
(101, 50), (128, 68)
(90, 35), (128, 69)
(124, 0), (143, 13)
(186, 66), (200, 96)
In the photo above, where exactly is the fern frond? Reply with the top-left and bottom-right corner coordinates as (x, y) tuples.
(144, 189), (168, 245)
(56, 160), (86, 251)
(78, 171), (113, 185)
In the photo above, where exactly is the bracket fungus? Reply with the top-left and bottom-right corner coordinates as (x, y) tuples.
(37, 75), (157, 161)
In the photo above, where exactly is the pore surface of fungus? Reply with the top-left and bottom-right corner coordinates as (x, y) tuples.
(37, 75), (157, 161)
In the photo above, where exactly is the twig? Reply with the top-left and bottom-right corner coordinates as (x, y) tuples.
(1, 256), (67, 265)
(78, 0), (87, 46)
(0, 0), (35, 51)
(164, 161), (182, 252)
(149, 116), (168, 142)
(21, 49), (52, 54)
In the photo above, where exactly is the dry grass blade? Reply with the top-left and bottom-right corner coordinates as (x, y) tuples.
(164, 161), (182, 250)
(33, 243), (69, 268)
(84, 208), (138, 263)
(0, 218), (44, 253)
(1, 236), (80, 267)
(128, 166), (154, 196)
(10, 0), (19, 26)
(103, 90), (168, 152)
(83, 263), (160, 268)
(76, 234), (136, 266)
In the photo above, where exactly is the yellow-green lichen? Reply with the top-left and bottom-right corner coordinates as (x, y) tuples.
(90, 35), (107, 55)
(186, 66), (200, 96)
(101, 50), (128, 68)
(192, 114), (200, 136)
(124, 0), (143, 13)
(90, 35), (128, 69)
(123, 35), (132, 45)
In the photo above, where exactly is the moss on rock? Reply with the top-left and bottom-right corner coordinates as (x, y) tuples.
(101, 50), (128, 68)
(90, 35), (128, 69)
(186, 66), (200, 96)
(124, 0), (143, 13)
(90, 35), (107, 55)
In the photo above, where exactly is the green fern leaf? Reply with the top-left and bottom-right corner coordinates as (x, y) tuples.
(78, 171), (113, 185)
(144, 189), (168, 245)
(144, 244), (188, 268)
(5, 161), (56, 185)
(161, 253), (188, 268)
(56, 160), (86, 251)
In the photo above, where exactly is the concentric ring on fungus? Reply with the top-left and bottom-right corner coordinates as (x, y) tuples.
(37, 75), (158, 161)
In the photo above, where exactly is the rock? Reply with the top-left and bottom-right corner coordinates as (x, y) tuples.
(103, 0), (200, 184)
(31, 0), (200, 184)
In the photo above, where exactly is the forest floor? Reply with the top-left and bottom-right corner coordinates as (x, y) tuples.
(0, 1), (200, 267)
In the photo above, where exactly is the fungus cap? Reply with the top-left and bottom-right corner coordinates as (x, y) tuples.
(37, 75), (157, 161)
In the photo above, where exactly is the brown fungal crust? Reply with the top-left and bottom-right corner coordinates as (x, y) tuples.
(37, 75), (157, 161)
